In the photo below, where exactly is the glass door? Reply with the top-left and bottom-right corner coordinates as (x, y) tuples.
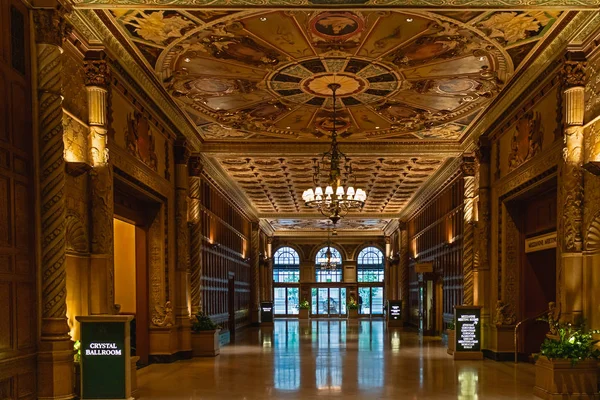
(311, 288), (347, 317)
(358, 287), (384, 316)
(273, 287), (299, 315)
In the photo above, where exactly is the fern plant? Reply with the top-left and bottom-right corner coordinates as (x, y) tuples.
(537, 321), (600, 366)
(192, 312), (220, 332)
(347, 297), (359, 310)
(299, 299), (310, 310)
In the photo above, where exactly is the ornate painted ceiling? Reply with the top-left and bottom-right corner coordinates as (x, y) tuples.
(72, 5), (588, 233)
(105, 9), (566, 143)
(268, 218), (391, 232)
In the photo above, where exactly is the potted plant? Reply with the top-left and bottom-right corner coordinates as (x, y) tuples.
(191, 312), (221, 357)
(347, 297), (359, 319)
(298, 299), (310, 319)
(447, 321), (456, 355)
(533, 321), (600, 399)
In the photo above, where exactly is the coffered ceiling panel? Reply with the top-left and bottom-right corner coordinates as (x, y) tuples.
(268, 218), (391, 232)
(105, 9), (566, 143)
(213, 155), (444, 214)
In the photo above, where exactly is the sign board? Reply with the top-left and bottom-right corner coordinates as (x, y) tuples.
(76, 315), (133, 400)
(525, 232), (557, 253)
(454, 306), (481, 352)
(260, 301), (274, 323)
(415, 262), (433, 273)
(387, 300), (403, 327)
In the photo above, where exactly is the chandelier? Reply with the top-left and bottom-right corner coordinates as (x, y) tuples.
(302, 82), (366, 224)
(318, 226), (340, 270)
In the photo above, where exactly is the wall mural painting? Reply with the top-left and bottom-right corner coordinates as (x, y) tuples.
(126, 111), (159, 172)
(105, 9), (566, 143)
(268, 218), (391, 231)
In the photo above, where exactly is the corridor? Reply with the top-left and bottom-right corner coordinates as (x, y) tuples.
(137, 320), (537, 399)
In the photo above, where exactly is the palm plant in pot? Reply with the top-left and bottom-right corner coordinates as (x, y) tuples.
(347, 297), (359, 319)
(298, 299), (310, 319)
(533, 320), (600, 400)
(191, 312), (221, 357)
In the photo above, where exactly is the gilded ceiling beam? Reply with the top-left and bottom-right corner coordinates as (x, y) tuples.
(68, 0), (600, 10)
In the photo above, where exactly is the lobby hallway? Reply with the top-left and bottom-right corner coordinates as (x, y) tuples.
(137, 320), (537, 399)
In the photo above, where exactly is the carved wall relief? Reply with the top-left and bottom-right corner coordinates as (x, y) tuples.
(149, 204), (166, 326)
(502, 204), (519, 323)
(125, 111), (159, 172)
(507, 111), (544, 171)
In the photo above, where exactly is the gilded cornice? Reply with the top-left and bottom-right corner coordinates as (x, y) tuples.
(398, 156), (462, 219)
(383, 219), (400, 236)
(259, 219), (275, 237)
(201, 141), (462, 156)
(70, 0), (600, 9)
(461, 11), (597, 152)
(75, 9), (202, 150)
(199, 154), (259, 221)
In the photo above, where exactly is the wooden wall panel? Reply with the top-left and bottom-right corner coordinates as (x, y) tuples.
(407, 176), (464, 331)
(0, 0), (36, 392)
(198, 179), (251, 333)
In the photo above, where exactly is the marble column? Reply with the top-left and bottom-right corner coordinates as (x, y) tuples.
(85, 57), (114, 316)
(476, 138), (492, 338)
(461, 155), (477, 305)
(174, 140), (192, 351)
(33, 7), (74, 399)
(250, 223), (261, 324)
(559, 53), (586, 324)
(188, 156), (203, 316)
(266, 237), (274, 301)
(398, 222), (409, 324)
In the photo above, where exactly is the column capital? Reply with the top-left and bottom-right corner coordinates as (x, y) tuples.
(398, 220), (407, 231)
(84, 59), (110, 88)
(460, 154), (477, 177)
(475, 136), (491, 164)
(188, 156), (203, 177)
(174, 139), (191, 165)
(561, 52), (587, 89)
(33, 7), (70, 46)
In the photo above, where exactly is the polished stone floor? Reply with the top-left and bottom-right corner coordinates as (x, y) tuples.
(137, 319), (538, 399)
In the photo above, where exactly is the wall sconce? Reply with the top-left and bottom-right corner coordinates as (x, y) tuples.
(210, 243), (220, 249)
(243, 257), (251, 263)
(443, 242), (451, 249)
(583, 161), (600, 176)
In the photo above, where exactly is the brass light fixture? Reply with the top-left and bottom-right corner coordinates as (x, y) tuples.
(317, 226), (340, 271)
(302, 82), (366, 224)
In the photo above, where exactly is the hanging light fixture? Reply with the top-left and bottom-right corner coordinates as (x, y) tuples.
(318, 225), (340, 270)
(302, 82), (366, 224)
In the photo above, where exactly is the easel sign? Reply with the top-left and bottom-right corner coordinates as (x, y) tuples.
(454, 305), (483, 360)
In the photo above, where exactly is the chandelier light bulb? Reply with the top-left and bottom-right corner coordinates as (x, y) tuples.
(315, 187), (323, 196)
(325, 186), (334, 195)
(336, 186), (344, 196)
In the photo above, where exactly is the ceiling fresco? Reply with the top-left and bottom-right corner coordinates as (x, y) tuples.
(267, 218), (391, 232)
(213, 155), (444, 214)
(106, 9), (565, 143)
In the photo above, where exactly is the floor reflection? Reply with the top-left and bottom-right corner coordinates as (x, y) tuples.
(137, 319), (538, 399)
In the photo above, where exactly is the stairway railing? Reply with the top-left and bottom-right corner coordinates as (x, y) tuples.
(514, 309), (550, 364)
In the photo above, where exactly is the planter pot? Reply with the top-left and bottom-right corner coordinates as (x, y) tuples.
(299, 308), (309, 319)
(534, 356), (600, 400)
(347, 308), (359, 319)
(192, 329), (221, 357)
(447, 329), (455, 355)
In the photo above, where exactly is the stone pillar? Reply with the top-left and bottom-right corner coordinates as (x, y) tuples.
(85, 57), (114, 316)
(33, 7), (75, 399)
(266, 236), (273, 301)
(250, 223), (261, 324)
(559, 53), (586, 324)
(398, 222), (409, 324)
(188, 156), (203, 316)
(384, 236), (395, 300)
(476, 138), (492, 333)
(174, 140), (192, 351)
(461, 155), (477, 305)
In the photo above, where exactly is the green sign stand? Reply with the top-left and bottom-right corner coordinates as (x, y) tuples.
(453, 305), (483, 360)
(76, 315), (134, 399)
(260, 302), (274, 326)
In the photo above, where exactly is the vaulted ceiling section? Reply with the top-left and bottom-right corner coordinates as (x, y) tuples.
(69, 4), (593, 233)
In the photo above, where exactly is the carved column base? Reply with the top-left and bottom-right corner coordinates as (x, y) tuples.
(148, 327), (183, 363)
(38, 323), (75, 400)
(561, 252), (584, 324)
(89, 255), (111, 315)
(176, 316), (192, 354)
(485, 324), (516, 361)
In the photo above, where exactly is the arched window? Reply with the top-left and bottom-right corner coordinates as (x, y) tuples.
(357, 247), (384, 282)
(273, 247), (300, 282)
(315, 246), (342, 282)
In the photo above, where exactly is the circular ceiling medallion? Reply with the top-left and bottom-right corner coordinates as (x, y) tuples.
(302, 73), (366, 97)
(268, 57), (400, 108)
(310, 12), (364, 41)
